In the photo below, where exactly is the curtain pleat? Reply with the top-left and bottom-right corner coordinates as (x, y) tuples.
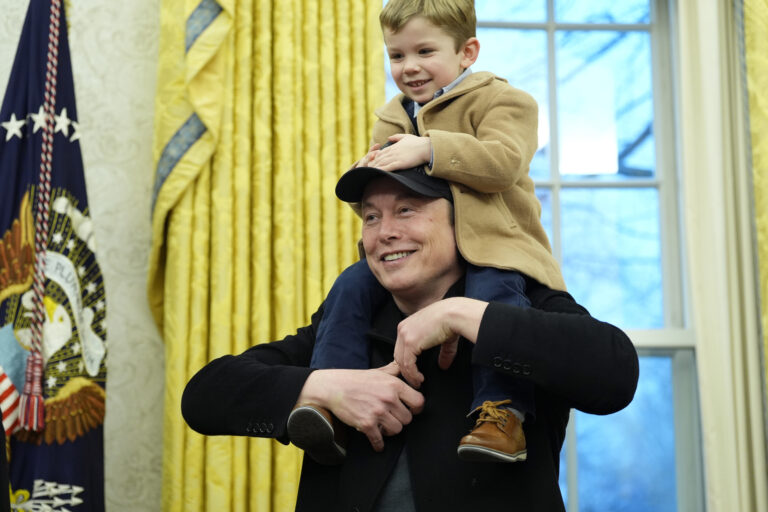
(746, 0), (768, 388)
(148, 0), (384, 510)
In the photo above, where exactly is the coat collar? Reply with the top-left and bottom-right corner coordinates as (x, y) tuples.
(374, 71), (505, 125)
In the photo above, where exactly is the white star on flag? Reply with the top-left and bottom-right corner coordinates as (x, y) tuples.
(86, 282), (97, 294)
(1, 112), (26, 141)
(70, 120), (81, 142)
(51, 232), (64, 244)
(29, 104), (48, 133)
(54, 107), (71, 136)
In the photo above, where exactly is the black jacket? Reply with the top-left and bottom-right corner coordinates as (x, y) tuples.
(182, 280), (638, 511)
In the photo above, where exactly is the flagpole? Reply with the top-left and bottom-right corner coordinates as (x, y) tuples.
(19, 0), (63, 433)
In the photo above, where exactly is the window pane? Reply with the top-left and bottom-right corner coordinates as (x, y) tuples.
(575, 355), (677, 511)
(476, 28), (549, 179)
(560, 188), (662, 329)
(476, 0), (546, 23)
(559, 447), (568, 508)
(535, 187), (553, 244)
(556, 30), (655, 180)
(554, 0), (650, 24)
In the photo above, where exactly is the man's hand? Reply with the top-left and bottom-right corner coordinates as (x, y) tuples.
(393, 298), (489, 388)
(367, 134), (431, 171)
(298, 362), (424, 452)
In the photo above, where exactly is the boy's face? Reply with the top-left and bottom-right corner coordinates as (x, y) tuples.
(384, 16), (477, 105)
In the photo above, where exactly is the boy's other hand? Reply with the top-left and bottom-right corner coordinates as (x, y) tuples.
(368, 134), (431, 171)
(355, 143), (383, 168)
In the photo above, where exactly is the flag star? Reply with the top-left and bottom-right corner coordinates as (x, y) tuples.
(30, 105), (49, 133)
(77, 360), (84, 372)
(72, 342), (81, 354)
(57, 360), (67, 373)
(86, 282), (97, 294)
(45, 481), (58, 496)
(78, 265), (86, 277)
(1, 113), (26, 141)
(69, 120), (81, 142)
(47, 375), (57, 388)
(66, 239), (75, 251)
(54, 107), (71, 136)
(95, 300), (105, 311)
(51, 232), (64, 244)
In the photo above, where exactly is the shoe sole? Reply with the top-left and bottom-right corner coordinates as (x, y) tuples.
(457, 444), (528, 463)
(287, 406), (346, 465)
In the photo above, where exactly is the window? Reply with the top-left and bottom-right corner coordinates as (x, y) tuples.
(384, 1), (703, 510)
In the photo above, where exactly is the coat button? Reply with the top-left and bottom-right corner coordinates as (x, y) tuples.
(512, 363), (522, 374)
(522, 364), (532, 376)
(502, 359), (512, 370)
(493, 356), (503, 368)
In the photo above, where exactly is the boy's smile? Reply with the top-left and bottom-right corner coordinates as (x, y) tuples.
(384, 16), (478, 105)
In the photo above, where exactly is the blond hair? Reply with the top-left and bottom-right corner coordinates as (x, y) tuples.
(380, 0), (476, 51)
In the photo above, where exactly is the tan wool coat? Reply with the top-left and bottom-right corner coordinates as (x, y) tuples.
(371, 71), (566, 291)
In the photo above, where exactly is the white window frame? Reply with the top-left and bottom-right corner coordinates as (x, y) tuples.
(387, 0), (768, 509)
(496, 3), (699, 509)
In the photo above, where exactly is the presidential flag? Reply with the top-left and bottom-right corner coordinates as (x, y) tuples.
(0, 0), (107, 510)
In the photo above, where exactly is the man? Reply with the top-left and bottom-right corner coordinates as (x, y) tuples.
(182, 167), (639, 511)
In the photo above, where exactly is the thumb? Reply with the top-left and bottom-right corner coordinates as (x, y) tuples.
(379, 360), (401, 376)
(387, 133), (405, 143)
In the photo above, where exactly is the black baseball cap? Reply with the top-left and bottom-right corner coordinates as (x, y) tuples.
(335, 164), (453, 203)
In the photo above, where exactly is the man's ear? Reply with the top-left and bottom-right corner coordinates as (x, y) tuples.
(460, 37), (480, 69)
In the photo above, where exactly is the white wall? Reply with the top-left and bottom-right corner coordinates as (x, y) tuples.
(0, 1), (164, 510)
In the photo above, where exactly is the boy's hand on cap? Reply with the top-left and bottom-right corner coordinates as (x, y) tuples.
(369, 134), (431, 171)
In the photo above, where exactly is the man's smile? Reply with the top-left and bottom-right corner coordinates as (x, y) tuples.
(382, 250), (415, 262)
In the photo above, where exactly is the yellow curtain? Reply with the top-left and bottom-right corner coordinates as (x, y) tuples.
(147, 0), (384, 510)
(746, 2), (768, 393)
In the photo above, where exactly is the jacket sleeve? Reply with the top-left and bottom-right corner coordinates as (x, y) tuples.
(181, 305), (324, 443)
(425, 84), (538, 193)
(471, 287), (639, 415)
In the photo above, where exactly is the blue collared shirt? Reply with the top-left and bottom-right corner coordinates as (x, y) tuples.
(412, 67), (472, 116)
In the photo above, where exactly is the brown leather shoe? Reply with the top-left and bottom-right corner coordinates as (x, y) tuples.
(457, 399), (527, 463)
(287, 404), (347, 465)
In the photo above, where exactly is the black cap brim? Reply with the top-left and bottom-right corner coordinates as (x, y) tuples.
(335, 166), (452, 203)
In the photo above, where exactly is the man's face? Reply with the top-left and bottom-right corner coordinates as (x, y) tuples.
(361, 178), (462, 313)
(384, 16), (470, 105)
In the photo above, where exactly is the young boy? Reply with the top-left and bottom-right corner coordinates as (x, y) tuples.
(288, 0), (566, 465)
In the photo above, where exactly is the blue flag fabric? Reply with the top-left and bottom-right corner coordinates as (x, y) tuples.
(0, 1), (107, 510)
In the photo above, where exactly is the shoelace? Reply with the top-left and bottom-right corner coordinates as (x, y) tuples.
(471, 399), (512, 431)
